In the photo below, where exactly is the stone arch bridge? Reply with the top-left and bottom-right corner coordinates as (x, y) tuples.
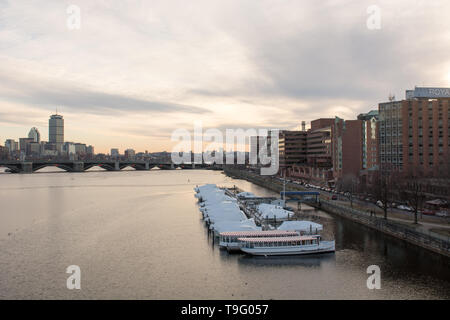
(0, 161), (222, 173)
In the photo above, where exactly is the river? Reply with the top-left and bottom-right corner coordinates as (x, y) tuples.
(0, 168), (449, 299)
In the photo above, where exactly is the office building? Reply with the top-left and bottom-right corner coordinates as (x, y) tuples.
(19, 137), (34, 154)
(125, 149), (136, 160)
(86, 145), (94, 156)
(111, 148), (120, 159)
(379, 87), (450, 176)
(49, 114), (64, 153)
(281, 119), (334, 185)
(0, 145), (9, 160)
(278, 130), (307, 174)
(5, 139), (18, 153)
(28, 127), (41, 143)
(332, 118), (364, 180)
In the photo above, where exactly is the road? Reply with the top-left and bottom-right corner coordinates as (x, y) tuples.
(276, 177), (450, 235)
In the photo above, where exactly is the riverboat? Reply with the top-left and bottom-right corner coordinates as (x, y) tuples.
(238, 235), (335, 256)
(219, 230), (299, 252)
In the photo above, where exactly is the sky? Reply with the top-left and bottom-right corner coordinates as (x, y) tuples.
(0, 0), (449, 153)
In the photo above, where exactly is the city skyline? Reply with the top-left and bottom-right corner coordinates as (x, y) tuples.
(1, 1), (450, 154)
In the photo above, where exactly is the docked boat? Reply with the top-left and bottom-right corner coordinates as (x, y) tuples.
(237, 235), (335, 256)
(219, 230), (299, 252)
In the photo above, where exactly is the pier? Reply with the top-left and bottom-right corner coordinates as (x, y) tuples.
(221, 186), (317, 230)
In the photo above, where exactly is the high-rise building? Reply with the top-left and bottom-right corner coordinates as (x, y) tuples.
(86, 145), (94, 156)
(0, 145), (8, 160)
(280, 119), (334, 185)
(74, 143), (86, 155)
(306, 119), (334, 167)
(332, 118), (364, 180)
(111, 148), (119, 159)
(360, 111), (379, 172)
(250, 132), (274, 168)
(378, 87), (450, 176)
(5, 139), (18, 153)
(28, 142), (41, 156)
(19, 137), (34, 155)
(279, 130), (307, 174)
(63, 142), (76, 156)
(124, 148), (136, 160)
(49, 114), (64, 153)
(28, 127), (41, 143)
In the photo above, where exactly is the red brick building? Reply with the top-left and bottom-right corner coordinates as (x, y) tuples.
(332, 111), (379, 182)
(379, 88), (450, 177)
(284, 119), (334, 185)
(332, 118), (363, 180)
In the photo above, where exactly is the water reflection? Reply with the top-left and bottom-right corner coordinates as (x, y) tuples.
(0, 169), (449, 299)
(237, 252), (336, 268)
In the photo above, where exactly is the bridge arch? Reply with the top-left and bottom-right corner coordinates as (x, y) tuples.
(33, 163), (74, 172)
(84, 163), (115, 171)
(0, 164), (20, 173)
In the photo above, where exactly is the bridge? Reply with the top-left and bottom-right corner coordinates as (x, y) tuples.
(280, 191), (320, 203)
(0, 160), (223, 173)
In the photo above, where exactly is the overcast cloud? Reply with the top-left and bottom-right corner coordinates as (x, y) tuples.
(0, 0), (449, 152)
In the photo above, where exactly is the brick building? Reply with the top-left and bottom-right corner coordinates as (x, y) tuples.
(379, 87), (450, 177)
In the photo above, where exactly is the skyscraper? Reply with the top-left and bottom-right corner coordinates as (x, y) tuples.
(28, 127), (41, 143)
(49, 114), (64, 153)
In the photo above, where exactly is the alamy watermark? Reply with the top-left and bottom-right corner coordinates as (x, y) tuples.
(170, 122), (279, 175)
(67, 5), (81, 30)
(366, 265), (381, 289)
(66, 265), (81, 290)
(366, 5), (381, 30)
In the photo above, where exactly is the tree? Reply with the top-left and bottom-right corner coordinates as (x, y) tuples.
(398, 168), (427, 224)
(338, 174), (358, 209)
(370, 170), (397, 220)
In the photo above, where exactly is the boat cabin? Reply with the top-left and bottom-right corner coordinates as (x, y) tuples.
(237, 236), (319, 248)
(219, 230), (299, 244)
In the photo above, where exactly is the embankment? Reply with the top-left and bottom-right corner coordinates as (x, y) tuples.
(223, 167), (450, 258)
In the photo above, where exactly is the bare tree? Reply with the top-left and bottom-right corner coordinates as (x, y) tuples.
(338, 174), (358, 209)
(370, 169), (398, 220)
(398, 168), (427, 224)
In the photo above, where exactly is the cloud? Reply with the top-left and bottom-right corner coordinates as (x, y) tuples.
(0, 67), (210, 115)
(0, 0), (449, 152)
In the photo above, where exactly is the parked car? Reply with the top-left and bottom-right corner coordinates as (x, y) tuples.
(435, 210), (449, 217)
(397, 205), (413, 212)
(376, 200), (383, 208)
(331, 195), (338, 200)
(421, 209), (435, 216)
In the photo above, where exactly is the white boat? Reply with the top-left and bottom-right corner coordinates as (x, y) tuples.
(219, 230), (299, 252)
(238, 235), (335, 256)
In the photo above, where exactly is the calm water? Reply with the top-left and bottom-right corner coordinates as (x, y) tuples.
(0, 168), (449, 299)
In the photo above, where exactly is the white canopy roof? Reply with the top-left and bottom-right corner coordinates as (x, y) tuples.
(277, 221), (323, 232)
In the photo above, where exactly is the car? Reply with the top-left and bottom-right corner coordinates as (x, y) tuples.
(421, 209), (435, 216)
(435, 210), (449, 217)
(376, 200), (383, 208)
(398, 205), (413, 212)
(331, 195), (338, 200)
